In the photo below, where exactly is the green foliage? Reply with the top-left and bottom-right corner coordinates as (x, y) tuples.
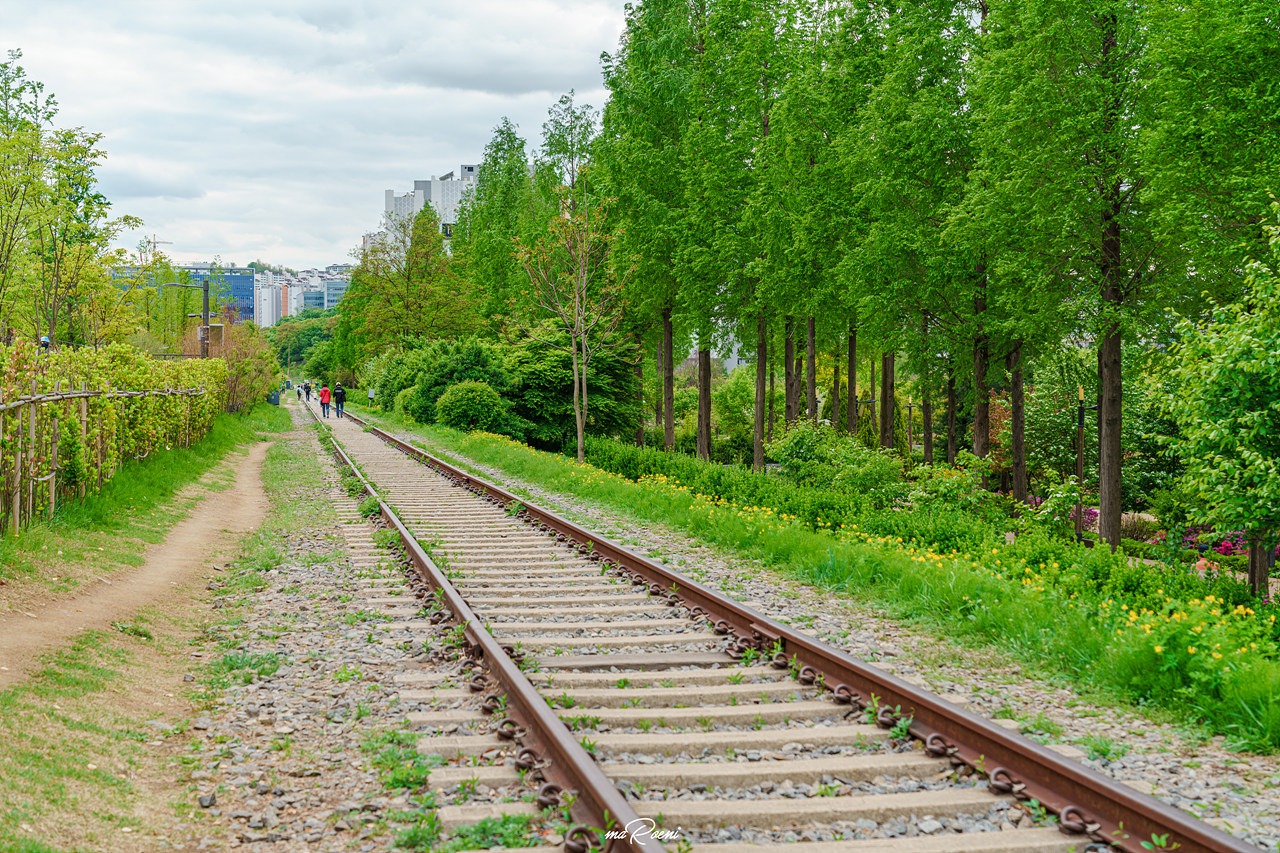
(1164, 203), (1280, 549)
(766, 421), (903, 499)
(337, 205), (481, 374)
(410, 337), (512, 424)
(266, 311), (335, 367)
(435, 381), (503, 432)
(503, 335), (637, 450)
(0, 341), (230, 530)
(431, 815), (540, 853)
(220, 318), (282, 414)
(55, 414), (89, 491)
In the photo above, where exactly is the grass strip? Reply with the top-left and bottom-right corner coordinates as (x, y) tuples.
(349, 404), (1280, 753)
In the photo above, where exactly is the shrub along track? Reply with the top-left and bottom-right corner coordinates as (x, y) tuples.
(309, 401), (1256, 853)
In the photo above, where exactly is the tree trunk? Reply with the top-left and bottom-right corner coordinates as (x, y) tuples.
(795, 347), (804, 420)
(830, 342), (840, 432)
(1097, 11), (1125, 551)
(922, 379), (934, 466)
(1098, 314), (1123, 549)
(1008, 342), (1027, 504)
(697, 346), (711, 461)
(634, 336), (644, 447)
(1248, 537), (1271, 596)
(879, 353), (895, 449)
(768, 367), (775, 442)
(572, 336), (585, 462)
(972, 262), (990, 462)
(806, 317), (817, 422)
(754, 312), (766, 470)
(783, 315), (795, 424)
(662, 306), (674, 451)
(654, 334), (663, 432)
(946, 369), (957, 465)
(847, 325), (856, 434)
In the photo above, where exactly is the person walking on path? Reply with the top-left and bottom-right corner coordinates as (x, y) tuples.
(333, 383), (347, 418)
(304, 381), (312, 402)
(296, 385), (302, 401)
(319, 383), (331, 417)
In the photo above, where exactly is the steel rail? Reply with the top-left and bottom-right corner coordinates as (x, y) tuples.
(343, 410), (1257, 853)
(309, 407), (660, 853)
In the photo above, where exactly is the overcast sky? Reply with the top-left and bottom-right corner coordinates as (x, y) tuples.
(7, 0), (628, 270)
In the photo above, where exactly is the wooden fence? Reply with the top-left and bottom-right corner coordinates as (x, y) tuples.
(0, 381), (209, 535)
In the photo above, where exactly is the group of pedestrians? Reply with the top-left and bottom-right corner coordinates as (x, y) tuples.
(318, 383), (346, 417)
(294, 379), (346, 418)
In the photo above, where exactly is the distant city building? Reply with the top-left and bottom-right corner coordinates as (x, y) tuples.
(323, 279), (350, 309)
(384, 164), (477, 237)
(254, 284), (281, 327)
(179, 263), (255, 322)
(303, 290), (325, 311)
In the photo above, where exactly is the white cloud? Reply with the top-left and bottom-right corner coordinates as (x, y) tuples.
(6, 0), (627, 268)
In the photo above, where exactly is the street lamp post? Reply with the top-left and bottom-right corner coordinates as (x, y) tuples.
(158, 280), (210, 358)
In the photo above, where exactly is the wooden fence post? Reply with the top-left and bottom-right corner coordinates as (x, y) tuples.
(49, 380), (60, 519)
(10, 401), (20, 536)
(79, 382), (88, 498)
(27, 379), (37, 527)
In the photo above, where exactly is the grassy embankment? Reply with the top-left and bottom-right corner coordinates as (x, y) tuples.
(350, 403), (1280, 753)
(0, 402), (304, 853)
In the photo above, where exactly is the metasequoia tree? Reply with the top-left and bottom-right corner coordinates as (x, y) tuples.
(962, 0), (1161, 547)
(1166, 203), (1280, 593)
(598, 0), (697, 452)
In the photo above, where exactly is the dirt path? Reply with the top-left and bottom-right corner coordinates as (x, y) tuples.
(0, 440), (272, 690)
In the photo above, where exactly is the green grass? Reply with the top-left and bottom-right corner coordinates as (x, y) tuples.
(361, 728), (446, 791)
(0, 403), (291, 581)
(432, 815), (540, 853)
(347, 405), (1280, 753)
(0, 629), (149, 851)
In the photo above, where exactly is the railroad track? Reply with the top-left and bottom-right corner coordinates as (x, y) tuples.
(303, 400), (1255, 853)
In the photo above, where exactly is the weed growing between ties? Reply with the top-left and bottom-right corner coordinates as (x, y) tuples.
(359, 718), (573, 851)
(0, 403), (291, 584)
(350, 407), (1280, 753)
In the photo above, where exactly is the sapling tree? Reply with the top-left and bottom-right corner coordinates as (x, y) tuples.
(1165, 201), (1280, 594)
(512, 187), (627, 463)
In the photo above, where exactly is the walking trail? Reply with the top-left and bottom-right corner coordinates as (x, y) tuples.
(0, 440), (271, 690)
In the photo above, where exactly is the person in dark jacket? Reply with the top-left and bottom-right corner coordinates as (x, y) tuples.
(333, 383), (347, 418)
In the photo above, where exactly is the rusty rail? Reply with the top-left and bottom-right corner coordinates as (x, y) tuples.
(309, 406), (661, 853)
(341, 410), (1257, 853)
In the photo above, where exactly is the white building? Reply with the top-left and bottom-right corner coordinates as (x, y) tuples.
(254, 283), (282, 327)
(384, 164), (478, 237)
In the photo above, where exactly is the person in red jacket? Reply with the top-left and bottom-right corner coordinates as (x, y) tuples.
(319, 383), (331, 417)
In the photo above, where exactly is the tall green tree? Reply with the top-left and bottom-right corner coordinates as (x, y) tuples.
(341, 206), (480, 367)
(452, 118), (554, 324)
(1165, 202), (1280, 593)
(961, 0), (1164, 547)
(598, 0), (697, 452)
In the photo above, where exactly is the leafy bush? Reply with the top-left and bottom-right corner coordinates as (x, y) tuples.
(767, 420), (903, 499)
(435, 381), (503, 432)
(503, 335), (638, 450)
(411, 337), (512, 423)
